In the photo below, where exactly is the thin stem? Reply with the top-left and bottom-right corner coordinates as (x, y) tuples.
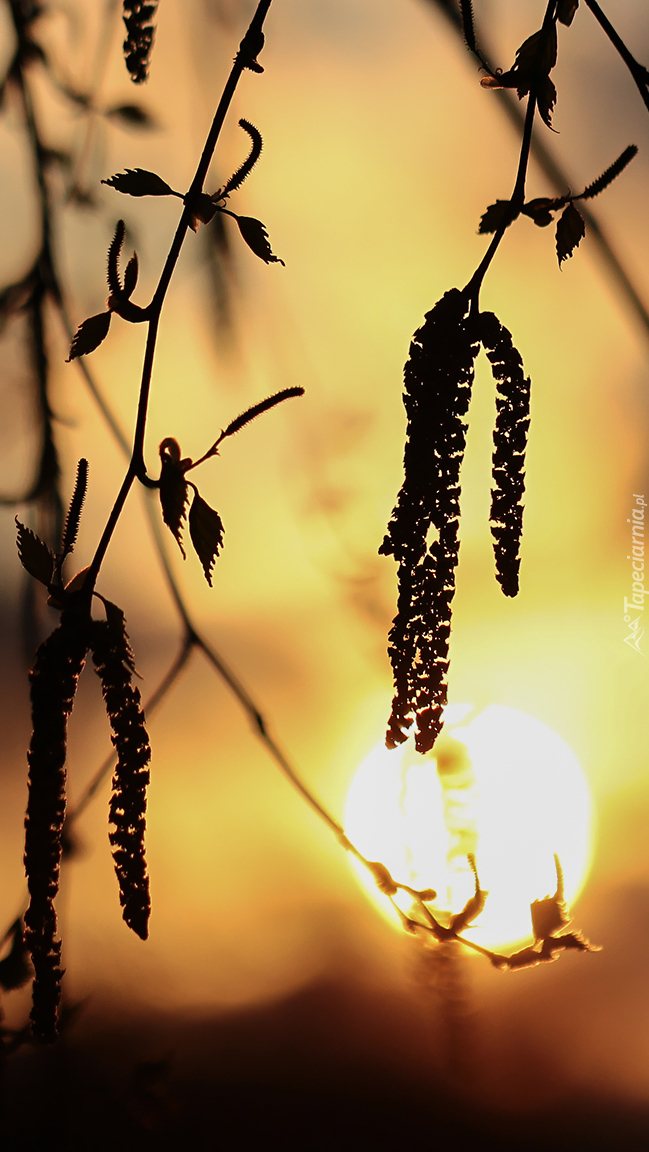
(427, 0), (649, 339)
(465, 0), (558, 303)
(585, 0), (649, 116)
(465, 85), (538, 303)
(89, 0), (276, 582)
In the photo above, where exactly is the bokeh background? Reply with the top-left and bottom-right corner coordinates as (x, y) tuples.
(0, 0), (648, 1146)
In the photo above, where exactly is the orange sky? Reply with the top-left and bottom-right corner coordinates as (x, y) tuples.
(0, 0), (648, 1112)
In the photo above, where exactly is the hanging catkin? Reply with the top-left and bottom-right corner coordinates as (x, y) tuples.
(90, 610), (151, 940)
(480, 310), (531, 597)
(24, 616), (88, 1042)
(380, 289), (479, 753)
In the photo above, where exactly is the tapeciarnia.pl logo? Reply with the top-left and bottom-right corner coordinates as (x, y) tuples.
(623, 493), (646, 656)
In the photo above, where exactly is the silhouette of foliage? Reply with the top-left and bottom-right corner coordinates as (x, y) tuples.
(480, 311), (531, 597)
(556, 201), (586, 265)
(383, 1), (642, 755)
(480, 21), (558, 128)
(379, 288), (479, 753)
(158, 438), (191, 558)
(122, 1), (159, 85)
(221, 210), (285, 265)
(188, 492), (225, 586)
(90, 611), (151, 941)
(102, 168), (177, 198)
(478, 199), (518, 235)
(157, 389), (303, 575)
(24, 612), (88, 1042)
(66, 311), (112, 361)
(10, 0), (646, 1045)
(15, 520), (55, 586)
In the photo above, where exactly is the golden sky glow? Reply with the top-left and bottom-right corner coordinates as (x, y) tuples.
(0, 0), (648, 1108)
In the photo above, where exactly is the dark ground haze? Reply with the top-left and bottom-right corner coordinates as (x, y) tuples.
(2, 976), (649, 1151)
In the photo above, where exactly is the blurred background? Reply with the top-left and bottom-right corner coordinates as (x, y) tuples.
(0, 0), (648, 1146)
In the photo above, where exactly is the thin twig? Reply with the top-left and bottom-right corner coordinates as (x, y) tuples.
(584, 0), (649, 117)
(426, 0), (649, 340)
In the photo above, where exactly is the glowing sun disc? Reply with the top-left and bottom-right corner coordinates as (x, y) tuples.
(344, 705), (594, 950)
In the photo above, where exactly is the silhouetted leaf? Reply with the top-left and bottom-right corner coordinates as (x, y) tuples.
(66, 311), (111, 361)
(0, 920), (32, 992)
(232, 214), (285, 265)
(478, 200), (517, 234)
(106, 103), (156, 129)
(158, 438), (190, 557)
(90, 614), (150, 940)
(480, 311), (531, 597)
(556, 202), (586, 265)
(536, 74), (557, 129)
(379, 289), (479, 752)
(558, 0), (579, 26)
(102, 168), (174, 197)
(580, 144), (638, 201)
(61, 459), (88, 559)
(480, 23), (557, 124)
(220, 119), (263, 198)
(16, 519), (54, 586)
(123, 253), (139, 299)
(25, 617), (89, 1041)
(188, 492), (224, 586)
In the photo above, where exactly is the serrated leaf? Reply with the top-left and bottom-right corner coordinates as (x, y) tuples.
(189, 492), (224, 586)
(556, 202), (586, 266)
(537, 74), (557, 129)
(478, 200), (516, 235)
(105, 103), (157, 129)
(158, 438), (190, 557)
(123, 253), (139, 299)
(16, 519), (55, 585)
(102, 168), (174, 197)
(66, 311), (112, 361)
(234, 215), (285, 265)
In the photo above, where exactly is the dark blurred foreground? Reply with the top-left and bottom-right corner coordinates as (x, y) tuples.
(2, 975), (649, 1151)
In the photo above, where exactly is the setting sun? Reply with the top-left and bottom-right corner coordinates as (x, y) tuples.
(344, 705), (593, 950)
